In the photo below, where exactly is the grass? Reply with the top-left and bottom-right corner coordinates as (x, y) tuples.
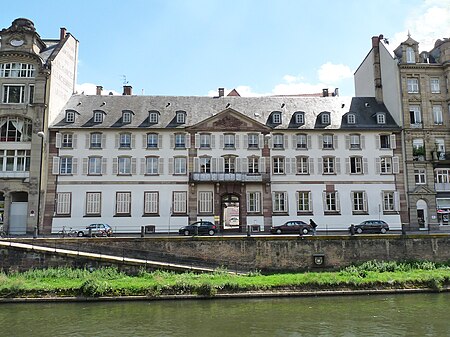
(1, 260), (450, 298)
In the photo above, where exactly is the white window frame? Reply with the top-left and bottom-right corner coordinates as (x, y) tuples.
(145, 156), (159, 175)
(174, 157), (187, 175)
(273, 157), (285, 174)
(175, 133), (186, 149)
(296, 156), (309, 174)
(435, 169), (450, 183)
(62, 133), (73, 148)
(296, 134), (307, 149)
(115, 192), (131, 215)
(322, 134), (334, 149)
(414, 169), (426, 185)
(347, 114), (356, 124)
(88, 156), (102, 175)
(322, 156), (335, 174)
(430, 78), (440, 93)
(247, 192), (261, 213)
(247, 133), (259, 149)
(0, 149), (31, 172)
(56, 192), (71, 216)
(200, 157), (211, 173)
(295, 113), (304, 124)
(66, 111), (75, 123)
(273, 191), (288, 213)
(119, 133), (131, 148)
(248, 156), (259, 174)
(0, 63), (35, 78)
(380, 157), (392, 174)
(86, 192), (101, 216)
(352, 191), (367, 212)
(147, 133), (159, 148)
(176, 112), (185, 124)
(93, 111), (103, 123)
(324, 191), (340, 212)
(224, 156), (236, 173)
(60, 156), (73, 175)
(383, 191), (396, 211)
(118, 156), (131, 175)
(149, 112), (159, 123)
(350, 156), (363, 174)
(409, 105), (422, 124)
(321, 113), (330, 124)
(144, 191), (159, 215)
(272, 112), (281, 124)
(406, 47), (415, 63)
(297, 191), (311, 212)
(377, 113), (386, 124)
(198, 191), (213, 213)
(200, 133), (211, 149)
(90, 133), (102, 148)
(433, 105), (443, 125)
(223, 134), (235, 149)
(122, 111), (131, 123)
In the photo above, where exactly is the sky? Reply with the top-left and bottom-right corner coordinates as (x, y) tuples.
(1, 0), (449, 97)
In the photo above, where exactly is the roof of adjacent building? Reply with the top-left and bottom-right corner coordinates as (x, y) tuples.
(51, 94), (399, 131)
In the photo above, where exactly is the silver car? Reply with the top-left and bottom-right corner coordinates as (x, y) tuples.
(77, 224), (113, 237)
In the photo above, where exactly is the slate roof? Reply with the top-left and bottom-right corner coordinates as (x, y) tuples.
(51, 95), (399, 131)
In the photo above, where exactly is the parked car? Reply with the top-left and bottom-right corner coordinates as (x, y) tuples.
(179, 221), (217, 236)
(77, 224), (113, 237)
(270, 220), (312, 235)
(350, 220), (389, 234)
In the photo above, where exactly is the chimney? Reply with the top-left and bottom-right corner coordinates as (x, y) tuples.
(218, 88), (224, 97)
(372, 36), (380, 48)
(60, 27), (67, 41)
(96, 86), (103, 95)
(322, 88), (329, 97)
(123, 85), (132, 95)
(372, 36), (383, 103)
(333, 88), (339, 97)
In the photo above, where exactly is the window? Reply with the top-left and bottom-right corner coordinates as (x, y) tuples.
(174, 157), (187, 175)
(436, 169), (450, 183)
(273, 192), (287, 213)
(86, 192), (101, 216)
(321, 113), (330, 124)
(29, 84), (34, 103)
(56, 192), (71, 216)
(88, 156), (102, 175)
(93, 111), (103, 123)
(324, 191), (339, 212)
(60, 156), (73, 175)
(406, 47), (415, 63)
(322, 156), (335, 174)
(200, 157), (211, 173)
(295, 112), (304, 124)
(272, 134), (284, 149)
(380, 135), (391, 149)
(248, 156), (259, 174)
(430, 78), (440, 93)
(247, 192), (261, 213)
(322, 134), (334, 149)
(347, 114), (356, 124)
(198, 191), (213, 213)
(176, 111), (186, 124)
(122, 111), (132, 123)
(200, 134), (211, 149)
(435, 138), (445, 159)
(224, 134), (235, 149)
(412, 139), (425, 161)
(0, 63), (35, 78)
(147, 133), (158, 148)
(407, 78), (419, 93)
(349, 134), (361, 149)
(0, 116), (32, 142)
(172, 191), (187, 214)
(376, 113), (386, 124)
(119, 133), (131, 148)
(349, 156), (363, 174)
(224, 156), (235, 173)
(247, 133), (259, 149)
(352, 191), (367, 213)
(3, 85), (25, 103)
(62, 134), (73, 148)
(118, 157), (131, 175)
(272, 112), (281, 124)
(296, 156), (309, 174)
(273, 157), (285, 174)
(65, 111), (75, 123)
(297, 191), (311, 212)
(90, 133), (103, 148)
(383, 191), (396, 211)
(296, 134), (308, 149)
(175, 133), (186, 149)
(0, 150), (30, 172)
(379, 157), (392, 174)
(116, 192), (131, 215)
(409, 105), (422, 125)
(149, 111), (159, 123)
(144, 192), (159, 215)
(146, 156), (159, 175)
(433, 105), (443, 125)
(414, 169), (426, 185)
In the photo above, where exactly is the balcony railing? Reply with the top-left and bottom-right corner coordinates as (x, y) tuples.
(432, 151), (450, 161)
(435, 182), (450, 192)
(0, 171), (29, 178)
(190, 172), (270, 183)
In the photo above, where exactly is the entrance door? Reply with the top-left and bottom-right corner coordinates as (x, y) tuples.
(222, 194), (240, 231)
(416, 199), (428, 229)
(9, 202), (28, 234)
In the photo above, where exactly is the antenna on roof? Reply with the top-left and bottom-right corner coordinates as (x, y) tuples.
(122, 75), (129, 85)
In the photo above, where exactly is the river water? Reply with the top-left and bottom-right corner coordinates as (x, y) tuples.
(0, 293), (449, 336)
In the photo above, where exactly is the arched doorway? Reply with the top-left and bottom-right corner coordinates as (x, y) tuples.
(222, 194), (240, 231)
(416, 199), (428, 229)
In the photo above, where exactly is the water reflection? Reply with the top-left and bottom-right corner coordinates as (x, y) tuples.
(0, 293), (448, 337)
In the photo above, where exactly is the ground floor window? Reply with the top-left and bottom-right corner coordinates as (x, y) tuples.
(85, 192), (101, 216)
(323, 191), (340, 213)
(198, 191), (213, 213)
(296, 191), (311, 212)
(56, 192), (71, 216)
(273, 191), (287, 213)
(116, 192), (131, 216)
(144, 191), (159, 215)
(172, 191), (187, 214)
(247, 192), (261, 213)
(351, 191), (367, 213)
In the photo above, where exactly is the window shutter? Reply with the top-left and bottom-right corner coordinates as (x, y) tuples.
(322, 191), (327, 211)
(318, 135), (323, 148)
(336, 157), (341, 174)
(268, 137), (273, 149)
(336, 191), (341, 211)
(132, 158), (137, 174)
(115, 134), (119, 148)
(363, 191), (368, 212)
(170, 134), (174, 148)
(307, 135), (311, 149)
(244, 135), (249, 148)
(291, 157), (296, 174)
(283, 135), (288, 149)
(308, 158), (314, 174)
(52, 156), (60, 175)
(285, 158), (291, 174)
(259, 135), (264, 149)
(363, 158), (368, 174)
(194, 158), (199, 172)
(318, 158), (323, 174)
(235, 135), (240, 149)
(393, 156), (399, 174)
(376, 135), (381, 149)
(55, 133), (62, 148)
(211, 135), (216, 149)
(333, 135), (338, 149)
(158, 157), (163, 174)
(131, 135), (136, 148)
(390, 134), (397, 149)
(72, 158), (78, 174)
(218, 157), (224, 172)
(237, 157), (242, 172)
(112, 158), (118, 174)
(394, 191), (400, 211)
(158, 134), (163, 149)
(102, 158), (107, 175)
(85, 134), (90, 149)
(195, 134), (200, 148)
(185, 134), (191, 148)
(211, 158), (217, 172)
(259, 157), (266, 173)
(242, 157), (248, 172)
(70, 134), (76, 148)
(101, 134), (106, 149)
(142, 134), (147, 148)
(361, 135), (365, 149)
(220, 135), (224, 148)
(168, 158), (174, 175)
(345, 157), (350, 174)
(292, 135), (297, 148)
(375, 157), (380, 174)
(345, 135), (350, 150)
(82, 158), (88, 175)
(140, 158), (145, 175)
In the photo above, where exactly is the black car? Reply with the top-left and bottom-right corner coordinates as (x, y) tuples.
(179, 221), (217, 236)
(350, 220), (389, 234)
(270, 220), (312, 235)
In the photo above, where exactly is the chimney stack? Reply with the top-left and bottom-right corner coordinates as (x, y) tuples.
(60, 27), (67, 41)
(123, 85), (132, 95)
(322, 88), (329, 97)
(96, 86), (103, 95)
(218, 88), (224, 97)
(372, 36), (383, 103)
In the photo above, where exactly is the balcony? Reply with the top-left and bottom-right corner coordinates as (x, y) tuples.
(190, 172), (270, 183)
(435, 183), (450, 192)
(0, 171), (29, 179)
(432, 151), (450, 162)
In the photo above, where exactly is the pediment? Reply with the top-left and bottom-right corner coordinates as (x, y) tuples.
(411, 185), (436, 195)
(187, 108), (270, 133)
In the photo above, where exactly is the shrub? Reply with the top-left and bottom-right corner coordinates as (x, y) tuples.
(80, 279), (112, 297)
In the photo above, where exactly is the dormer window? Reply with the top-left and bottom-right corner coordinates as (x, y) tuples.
(347, 113), (356, 124)
(65, 111), (75, 123)
(93, 111), (103, 123)
(406, 47), (415, 63)
(321, 113), (330, 125)
(122, 111), (132, 124)
(272, 112), (282, 124)
(295, 112), (304, 124)
(376, 113), (386, 124)
(176, 111), (186, 124)
(149, 111), (159, 124)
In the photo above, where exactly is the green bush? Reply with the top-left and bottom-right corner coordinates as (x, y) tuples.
(80, 279), (112, 297)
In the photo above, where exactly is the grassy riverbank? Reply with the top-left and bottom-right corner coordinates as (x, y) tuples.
(1, 260), (450, 299)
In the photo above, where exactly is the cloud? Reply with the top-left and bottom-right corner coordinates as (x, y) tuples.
(317, 63), (353, 84)
(389, 0), (450, 52)
(75, 83), (120, 96)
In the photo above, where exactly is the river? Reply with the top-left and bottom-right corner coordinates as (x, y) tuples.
(0, 293), (448, 336)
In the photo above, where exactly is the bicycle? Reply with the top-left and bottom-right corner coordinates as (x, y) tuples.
(58, 226), (77, 238)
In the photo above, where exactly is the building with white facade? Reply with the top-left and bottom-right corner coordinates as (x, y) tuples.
(44, 87), (402, 234)
(0, 18), (78, 234)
